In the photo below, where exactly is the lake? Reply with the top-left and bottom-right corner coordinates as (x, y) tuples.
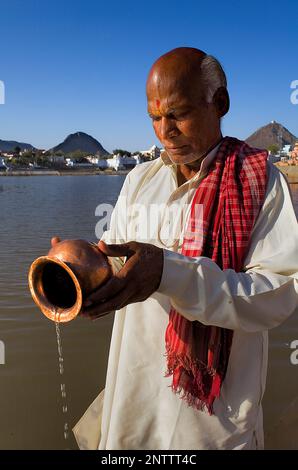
(0, 175), (297, 449)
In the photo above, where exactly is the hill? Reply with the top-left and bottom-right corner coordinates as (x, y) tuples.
(0, 139), (35, 152)
(245, 121), (297, 149)
(50, 131), (109, 155)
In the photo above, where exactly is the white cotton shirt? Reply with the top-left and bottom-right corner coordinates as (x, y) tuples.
(73, 143), (298, 450)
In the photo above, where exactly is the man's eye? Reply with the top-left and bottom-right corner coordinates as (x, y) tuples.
(150, 115), (161, 122)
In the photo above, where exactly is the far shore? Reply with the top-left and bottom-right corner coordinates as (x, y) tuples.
(1, 164), (298, 183)
(0, 168), (130, 177)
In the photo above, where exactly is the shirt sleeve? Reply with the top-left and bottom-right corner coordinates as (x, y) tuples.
(157, 164), (298, 333)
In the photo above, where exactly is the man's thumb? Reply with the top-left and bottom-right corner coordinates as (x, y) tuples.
(98, 240), (133, 257)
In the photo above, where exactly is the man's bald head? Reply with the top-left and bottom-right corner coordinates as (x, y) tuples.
(146, 47), (229, 166)
(146, 47), (228, 110)
(147, 48), (206, 99)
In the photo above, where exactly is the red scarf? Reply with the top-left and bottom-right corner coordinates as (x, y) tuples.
(165, 137), (267, 414)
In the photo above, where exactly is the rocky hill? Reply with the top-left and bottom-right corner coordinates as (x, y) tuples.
(0, 139), (35, 152)
(50, 131), (109, 155)
(245, 121), (297, 149)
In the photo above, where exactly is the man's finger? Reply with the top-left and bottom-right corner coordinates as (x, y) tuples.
(51, 236), (61, 247)
(83, 276), (125, 307)
(81, 289), (132, 318)
(98, 241), (135, 258)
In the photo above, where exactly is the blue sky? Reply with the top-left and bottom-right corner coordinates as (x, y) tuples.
(1, 0), (297, 152)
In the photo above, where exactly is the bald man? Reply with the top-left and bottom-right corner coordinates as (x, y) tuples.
(73, 47), (298, 450)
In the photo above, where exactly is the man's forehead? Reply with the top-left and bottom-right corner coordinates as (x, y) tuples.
(147, 70), (204, 104)
(148, 71), (191, 92)
(147, 93), (193, 111)
(147, 79), (205, 111)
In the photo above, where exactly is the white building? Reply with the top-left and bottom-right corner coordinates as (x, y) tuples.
(280, 144), (291, 156)
(66, 154), (143, 171)
(0, 157), (7, 170)
(85, 155), (99, 164)
(1, 152), (14, 158)
(107, 154), (141, 171)
(140, 145), (161, 160)
(85, 155), (109, 169)
(65, 158), (74, 167)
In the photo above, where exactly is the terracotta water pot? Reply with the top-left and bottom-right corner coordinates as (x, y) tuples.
(28, 239), (112, 323)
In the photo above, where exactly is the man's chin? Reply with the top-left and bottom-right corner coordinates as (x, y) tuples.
(166, 151), (203, 165)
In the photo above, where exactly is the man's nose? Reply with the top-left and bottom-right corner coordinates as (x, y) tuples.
(160, 117), (179, 140)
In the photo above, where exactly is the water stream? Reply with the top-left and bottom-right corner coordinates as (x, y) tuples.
(54, 318), (70, 443)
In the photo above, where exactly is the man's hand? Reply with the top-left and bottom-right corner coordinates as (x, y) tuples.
(80, 240), (164, 320)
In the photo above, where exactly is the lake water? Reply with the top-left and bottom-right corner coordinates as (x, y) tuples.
(0, 175), (297, 449)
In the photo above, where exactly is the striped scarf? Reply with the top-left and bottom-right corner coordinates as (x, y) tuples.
(165, 137), (267, 414)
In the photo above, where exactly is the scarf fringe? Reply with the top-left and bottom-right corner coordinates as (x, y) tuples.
(165, 347), (220, 415)
(169, 382), (214, 415)
(165, 347), (217, 378)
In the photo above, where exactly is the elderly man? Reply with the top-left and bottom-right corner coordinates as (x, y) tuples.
(72, 47), (298, 450)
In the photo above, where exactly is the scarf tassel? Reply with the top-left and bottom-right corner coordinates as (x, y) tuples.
(165, 348), (222, 415)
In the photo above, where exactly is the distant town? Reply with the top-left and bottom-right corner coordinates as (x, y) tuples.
(0, 131), (162, 174)
(0, 144), (161, 173)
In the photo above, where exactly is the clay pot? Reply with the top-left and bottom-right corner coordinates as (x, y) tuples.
(28, 239), (112, 323)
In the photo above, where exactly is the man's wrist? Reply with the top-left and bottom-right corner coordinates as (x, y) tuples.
(156, 249), (181, 296)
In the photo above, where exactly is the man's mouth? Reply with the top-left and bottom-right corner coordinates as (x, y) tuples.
(166, 145), (189, 154)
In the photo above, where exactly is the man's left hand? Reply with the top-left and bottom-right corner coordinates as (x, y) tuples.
(80, 240), (164, 320)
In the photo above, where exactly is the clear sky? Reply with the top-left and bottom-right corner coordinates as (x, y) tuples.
(1, 0), (297, 152)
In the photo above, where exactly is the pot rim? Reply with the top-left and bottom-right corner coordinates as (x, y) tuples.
(28, 255), (83, 323)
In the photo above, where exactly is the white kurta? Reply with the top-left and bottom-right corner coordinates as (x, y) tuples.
(73, 143), (298, 450)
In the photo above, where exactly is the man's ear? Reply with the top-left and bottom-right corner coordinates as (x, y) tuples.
(213, 87), (230, 118)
